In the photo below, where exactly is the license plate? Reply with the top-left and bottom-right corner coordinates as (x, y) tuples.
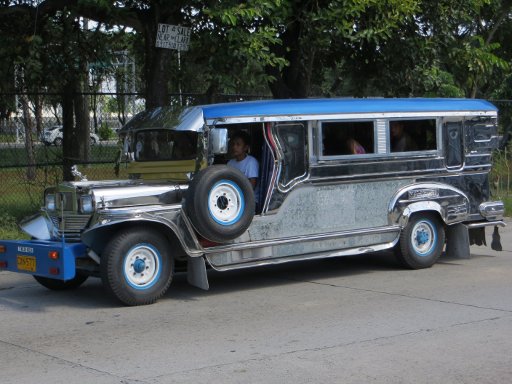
(17, 255), (36, 272)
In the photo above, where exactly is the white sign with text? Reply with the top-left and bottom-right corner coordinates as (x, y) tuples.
(155, 24), (191, 51)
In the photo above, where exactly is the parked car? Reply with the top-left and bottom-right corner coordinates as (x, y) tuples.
(41, 125), (99, 146)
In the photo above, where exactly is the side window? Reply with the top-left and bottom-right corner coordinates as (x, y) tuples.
(274, 123), (307, 188)
(321, 121), (374, 157)
(389, 119), (437, 153)
(444, 118), (464, 168)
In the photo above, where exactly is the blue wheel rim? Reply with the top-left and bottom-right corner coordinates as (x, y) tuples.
(411, 219), (437, 257)
(123, 243), (162, 290)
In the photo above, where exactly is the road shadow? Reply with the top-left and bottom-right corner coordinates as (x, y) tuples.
(2, 246), (497, 310)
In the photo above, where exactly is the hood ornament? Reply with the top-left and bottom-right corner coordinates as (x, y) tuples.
(71, 165), (88, 181)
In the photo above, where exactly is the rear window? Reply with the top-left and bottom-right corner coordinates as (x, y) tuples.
(389, 119), (437, 153)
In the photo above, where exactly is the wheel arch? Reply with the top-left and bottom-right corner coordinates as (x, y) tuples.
(82, 219), (191, 260)
(388, 182), (470, 228)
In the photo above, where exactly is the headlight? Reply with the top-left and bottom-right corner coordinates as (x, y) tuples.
(80, 195), (95, 213)
(45, 194), (56, 210)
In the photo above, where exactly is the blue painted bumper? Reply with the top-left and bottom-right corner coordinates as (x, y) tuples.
(0, 240), (87, 280)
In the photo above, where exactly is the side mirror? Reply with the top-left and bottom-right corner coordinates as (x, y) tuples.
(210, 128), (228, 154)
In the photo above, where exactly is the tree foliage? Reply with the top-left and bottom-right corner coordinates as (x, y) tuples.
(1, 0), (512, 107)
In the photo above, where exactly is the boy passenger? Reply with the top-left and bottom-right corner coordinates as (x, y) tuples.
(228, 130), (259, 206)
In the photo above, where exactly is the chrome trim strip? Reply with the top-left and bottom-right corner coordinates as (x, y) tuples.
(203, 225), (400, 254)
(205, 111), (497, 125)
(376, 119), (387, 154)
(206, 238), (399, 272)
(466, 220), (506, 228)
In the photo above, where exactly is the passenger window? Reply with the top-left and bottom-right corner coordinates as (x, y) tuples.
(321, 121), (374, 157)
(275, 123), (307, 188)
(444, 118), (464, 168)
(389, 119), (437, 153)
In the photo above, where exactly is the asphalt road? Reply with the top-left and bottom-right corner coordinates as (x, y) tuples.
(1, 222), (511, 384)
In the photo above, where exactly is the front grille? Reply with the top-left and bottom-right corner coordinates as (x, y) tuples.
(49, 214), (90, 241)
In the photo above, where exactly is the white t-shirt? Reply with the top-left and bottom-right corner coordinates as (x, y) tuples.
(227, 155), (259, 180)
(227, 155), (259, 203)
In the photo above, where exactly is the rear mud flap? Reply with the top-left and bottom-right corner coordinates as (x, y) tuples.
(491, 226), (503, 251)
(187, 256), (209, 290)
(469, 227), (486, 246)
(446, 223), (470, 259)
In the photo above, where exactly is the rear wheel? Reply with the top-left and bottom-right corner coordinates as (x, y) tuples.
(100, 228), (173, 306)
(395, 213), (445, 269)
(34, 273), (88, 290)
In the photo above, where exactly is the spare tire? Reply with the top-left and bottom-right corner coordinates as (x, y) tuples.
(185, 165), (255, 242)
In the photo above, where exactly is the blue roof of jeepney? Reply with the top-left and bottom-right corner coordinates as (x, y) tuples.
(201, 98), (497, 119)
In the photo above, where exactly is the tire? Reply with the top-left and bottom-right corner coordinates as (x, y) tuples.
(100, 228), (173, 306)
(53, 137), (63, 146)
(395, 213), (445, 269)
(185, 165), (255, 242)
(34, 273), (88, 290)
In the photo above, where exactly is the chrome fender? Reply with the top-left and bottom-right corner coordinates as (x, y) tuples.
(388, 182), (470, 228)
(81, 208), (203, 257)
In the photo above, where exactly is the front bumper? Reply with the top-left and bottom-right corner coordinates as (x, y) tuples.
(0, 240), (86, 280)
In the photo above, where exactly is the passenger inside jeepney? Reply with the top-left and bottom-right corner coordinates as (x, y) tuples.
(390, 121), (417, 152)
(346, 138), (366, 154)
(228, 130), (259, 189)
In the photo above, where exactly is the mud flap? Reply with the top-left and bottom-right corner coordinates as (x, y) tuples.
(446, 223), (470, 259)
(491, 226), (503, 251)
(469, 227), (486, 246)
(187, 256), (209, 290)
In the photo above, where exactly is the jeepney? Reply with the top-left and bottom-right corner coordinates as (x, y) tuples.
(0, 98), (505, 305)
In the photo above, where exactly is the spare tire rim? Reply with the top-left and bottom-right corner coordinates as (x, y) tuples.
(208, 179), (245, 225)
(123, 244), (161, 289)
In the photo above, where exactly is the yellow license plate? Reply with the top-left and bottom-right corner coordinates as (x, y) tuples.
(17, 255), (36, 272)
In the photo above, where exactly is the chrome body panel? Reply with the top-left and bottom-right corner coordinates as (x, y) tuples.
(19, 214), (52, 240)
(206, 237), (399, 271)
(82, 204), (203, 257)
(388, 182), (470, 226)
(119, 106), (205, 133)
(91, 183), (187, 209)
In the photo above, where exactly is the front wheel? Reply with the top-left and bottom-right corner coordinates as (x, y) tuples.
(395, 213), (445, 269)
(100, 228), (173, 306)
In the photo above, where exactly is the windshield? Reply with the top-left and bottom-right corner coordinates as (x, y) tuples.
(127, 129), (198, 161)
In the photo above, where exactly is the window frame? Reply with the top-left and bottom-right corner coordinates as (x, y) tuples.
(386, 117), (441, 156)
